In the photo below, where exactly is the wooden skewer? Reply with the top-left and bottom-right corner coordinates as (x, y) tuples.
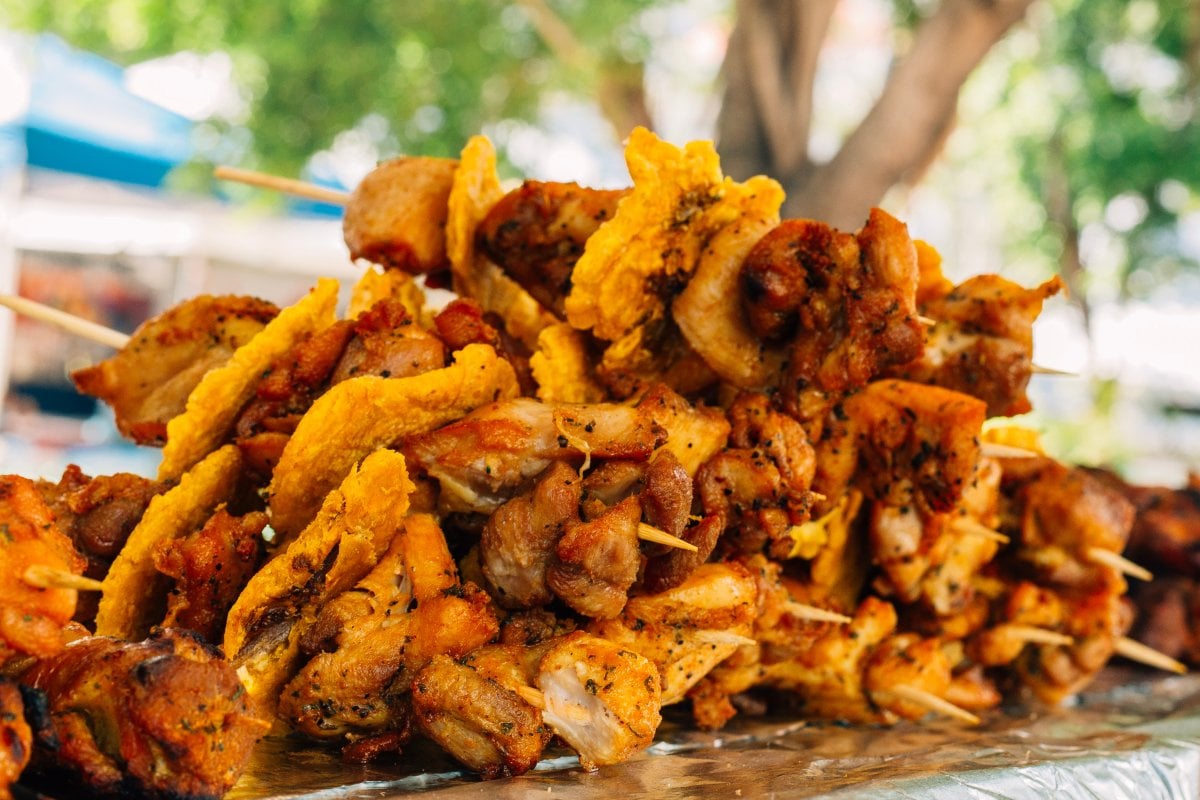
(515, 685), (590, 721)
(951, 518), (1010, 545)
(890, 684), (981, 725)
(782, 600), (852, 625)
(515, 684), (547, 709)
(1031, 364), (1075, 376)
(1114, 636), (1187, 675)
(214, 165), (351, 206)
(694, 630), (757, 648)
(638, 522), (697, 553)
(1086, 547), (1153, 581)
(979, 442), (1040, 460)
(23, 564), (104, 592)
(1004, 624), (1073, 647)
(0, 295), (129, 349)
(917, 315), (937, 326)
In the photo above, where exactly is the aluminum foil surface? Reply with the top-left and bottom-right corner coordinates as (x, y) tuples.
(228, 668), (1200, 799)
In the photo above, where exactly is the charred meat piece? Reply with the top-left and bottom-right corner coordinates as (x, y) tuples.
(478, 181), (628, 317)
(889, 275), (1064, 417)
(330, 296), (446, 384)
(19, 629), (267, 800)
(35, 465), (162, 626)
(433, 298), (534, 394)
(72, 295), (278, 446)
(153, 508), (267, 644)
(740, 210), (924, 420)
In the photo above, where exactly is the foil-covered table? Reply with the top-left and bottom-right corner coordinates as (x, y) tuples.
(229, 669), (1200, 799)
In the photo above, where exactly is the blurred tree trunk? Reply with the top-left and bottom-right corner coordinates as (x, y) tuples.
(718, 0), (1037, 228)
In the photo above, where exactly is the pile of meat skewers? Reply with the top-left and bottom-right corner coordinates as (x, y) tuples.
(0, 128), (1184, 798)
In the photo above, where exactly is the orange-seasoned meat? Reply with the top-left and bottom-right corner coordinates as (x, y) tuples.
(818, 379), (985, 514)
(72, 295), (278, 446)
(433, 298), (535, 394)
(478, 181), (628, 317)
(154, 508), (267, 644)
(0, 476), (84, 665)
(1001, 458), (1135, 588)
(890, 274), (1064, 417)
(19, 629), (266, 799)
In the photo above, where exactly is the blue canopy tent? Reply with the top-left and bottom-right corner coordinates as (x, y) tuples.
(11, 34), (194, 187)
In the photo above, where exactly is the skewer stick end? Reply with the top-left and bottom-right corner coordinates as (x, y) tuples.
(638, 522), (698, 553)
(23, 564), (104, 592)
(890, 684), (980, 725)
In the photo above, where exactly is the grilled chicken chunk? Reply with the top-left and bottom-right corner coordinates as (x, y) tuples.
(478, 181), (628, 317)
(413, 645), (552, 779)
(278, 514), (499, 740)
(343, 156), (458, 274)
(536, 632), (662, 771)
(890, 274), (1064, 417)
(72, 295), (278, 446)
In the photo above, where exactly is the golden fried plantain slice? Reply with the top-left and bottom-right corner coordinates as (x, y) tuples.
(72, 295), (279, 446)
(563, 127), (784, 382)
(157, 279), (339, 481)
(446, 135), (555, 350)
(95, 445), (242, 641)
(529, 322), (606, 403)
(347, 266), (431, 324)
(224, 449), (413, 711)
(267, 343), (519, 538)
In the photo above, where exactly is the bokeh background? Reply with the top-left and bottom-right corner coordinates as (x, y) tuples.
(0, 0), (1196, 482)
